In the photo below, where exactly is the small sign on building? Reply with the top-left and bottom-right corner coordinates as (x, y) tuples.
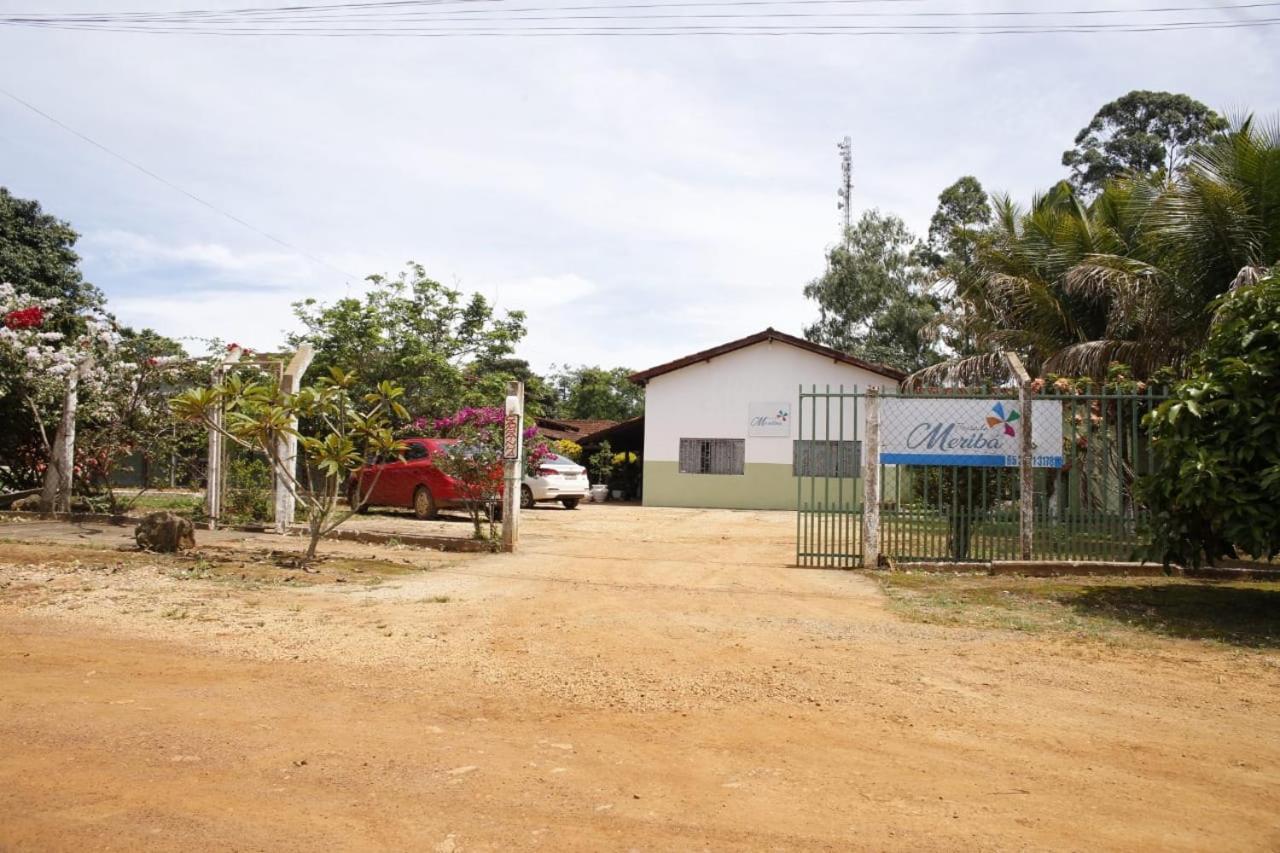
(748, 402), (792, 437)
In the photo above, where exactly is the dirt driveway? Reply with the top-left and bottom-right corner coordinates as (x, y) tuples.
(1, 505), (1278, 851)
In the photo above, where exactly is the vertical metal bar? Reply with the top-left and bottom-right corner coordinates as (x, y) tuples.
(809, 385), (817, 565)
(1130, 390), (1140, 539)
(1066, 396), (1076, 560)
(824, 384), (834, 563)
(853, 389), (860, 561)
(796, 385), (803, 566)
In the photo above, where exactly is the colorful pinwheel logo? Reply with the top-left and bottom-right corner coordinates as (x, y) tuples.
(986, 402), (1020, 437)
(776, 409), (789, 423)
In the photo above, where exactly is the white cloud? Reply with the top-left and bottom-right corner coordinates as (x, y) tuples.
(2, 7), (1278, 378)
(82, 230), (319, 287)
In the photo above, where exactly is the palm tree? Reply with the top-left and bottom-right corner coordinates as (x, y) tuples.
(911, 117), (1280, 386)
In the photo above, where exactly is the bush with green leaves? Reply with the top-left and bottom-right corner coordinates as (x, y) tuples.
(172, 367), (407, 561)
(223, 454), (272, 524)
(1140, 270), (1280, 566)
(586, 441), (614, 487)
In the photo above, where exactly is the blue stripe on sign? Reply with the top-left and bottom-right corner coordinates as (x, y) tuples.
(881, 453), (1013, 467)
(881, 453), (1066, 468)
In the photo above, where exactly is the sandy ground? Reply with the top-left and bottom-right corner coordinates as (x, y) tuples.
(1, 505), (1278, 852)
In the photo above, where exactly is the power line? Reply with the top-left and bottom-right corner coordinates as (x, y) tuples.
(11, 16), (1280, 34)
(14, 0), (1276, 20)
(0, 87), (359, 281)
(6, 0), (1280, 36)
(7, 0), (1279, 22)
(0, 0), (926, 19)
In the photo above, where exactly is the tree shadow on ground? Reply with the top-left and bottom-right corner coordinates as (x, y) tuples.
(1064, 584), (1280, 648)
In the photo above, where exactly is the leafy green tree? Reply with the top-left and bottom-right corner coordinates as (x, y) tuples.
(546, 365), (643, 421)
(919, 177), (993, 356)
(1140, 270), (1280, 566)
(0, 188), (108, 490)
(172, 368), (408, 561)
(924, 177), (992, 269)
(289, 263), (528, 421)
(804, 210), (941, 373)
(1062, 91), (1227, 194)
(0, 187), (104, 315)
(915, 117), (1278, 386)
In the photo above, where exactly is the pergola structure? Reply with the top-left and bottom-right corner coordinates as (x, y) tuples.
(204, 344), (313, 533)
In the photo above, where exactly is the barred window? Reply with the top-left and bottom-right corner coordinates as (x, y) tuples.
(678, 438), (745, 475)
(793, 440), (861, 478)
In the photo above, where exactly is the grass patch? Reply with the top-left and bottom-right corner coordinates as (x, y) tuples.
(874, 572), (1280, 648)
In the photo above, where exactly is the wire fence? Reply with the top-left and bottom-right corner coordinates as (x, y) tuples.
(796, 385), (1168, 567)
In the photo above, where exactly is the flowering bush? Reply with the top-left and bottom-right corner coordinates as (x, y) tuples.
(0, 282), (121, 506)
(0, 282), (200, 508)
(552, 439), (583, 462)
(415, 404), (552, 537)
(3, 306), (45, 330)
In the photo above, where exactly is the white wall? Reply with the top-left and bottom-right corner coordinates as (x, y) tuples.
(642, 340), (892, 465)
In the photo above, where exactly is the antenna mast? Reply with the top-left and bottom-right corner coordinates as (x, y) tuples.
(837, 136), (853, 249)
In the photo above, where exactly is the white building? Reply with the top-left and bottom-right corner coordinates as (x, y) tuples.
(631, 328), (903, 510)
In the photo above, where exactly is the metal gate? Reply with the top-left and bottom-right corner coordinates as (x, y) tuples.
(795, 385), (864, 567)
(796, 384), (1167, 567)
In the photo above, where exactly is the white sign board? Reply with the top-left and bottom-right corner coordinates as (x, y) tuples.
(748, 402), (792, 437)
(880, 398), (1064, 468)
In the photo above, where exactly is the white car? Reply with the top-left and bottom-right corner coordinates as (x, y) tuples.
(522, 453), (590, 509)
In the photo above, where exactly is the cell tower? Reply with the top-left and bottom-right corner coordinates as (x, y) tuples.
(837, 136), (853, 248)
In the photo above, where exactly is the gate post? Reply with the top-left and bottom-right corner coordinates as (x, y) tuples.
(861, 388), (881, 569)
(1005, 353), (1034, 560)
(273, 344), (314, 534)
(205, 345), (243, 530)
(500, 380), (525, 553)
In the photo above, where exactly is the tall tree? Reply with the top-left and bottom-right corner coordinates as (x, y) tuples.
(0, 188), (107, 493)
(1062, 90), (1227, 194)
(914, 117), (1279, 385)
(804, 210), (941, 373)
(920, 176), (993, 356)
(289, 263), (528, 420)
(546, 365), (643, 422)
(0, 187), (103, 315)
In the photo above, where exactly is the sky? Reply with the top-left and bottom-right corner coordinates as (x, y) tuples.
(2, 1), (1278, 374)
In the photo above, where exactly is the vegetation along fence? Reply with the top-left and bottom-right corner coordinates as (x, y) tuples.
(795, 384), (1168, 567)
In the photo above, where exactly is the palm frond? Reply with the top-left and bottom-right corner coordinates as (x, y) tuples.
(903, 352), (1013, 390)
(1042, 339), (1178, 379)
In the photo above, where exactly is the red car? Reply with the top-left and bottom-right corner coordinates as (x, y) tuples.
(347, 437), (494, 520)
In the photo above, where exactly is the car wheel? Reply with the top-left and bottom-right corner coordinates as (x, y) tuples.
(347, 484), (370, 514)
(413, 486), (438, 520)
(520, 485), (535, 510)
(560, 497), (580, 510)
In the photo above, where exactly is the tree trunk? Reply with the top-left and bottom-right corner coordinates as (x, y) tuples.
(305, 514), (323, 561)
(39, 369), (80, 513)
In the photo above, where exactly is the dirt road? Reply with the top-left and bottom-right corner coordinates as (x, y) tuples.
(2, 506), (1278, 851)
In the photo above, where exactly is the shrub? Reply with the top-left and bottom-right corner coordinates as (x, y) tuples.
(587, 441), (614, 485)
(1140, 270), (1280, 566)
(224, 454), (272, 523)
(552, 439), (582, 462)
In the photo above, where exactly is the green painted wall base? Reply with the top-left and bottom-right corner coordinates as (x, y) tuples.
(642, 460), (862, 511)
